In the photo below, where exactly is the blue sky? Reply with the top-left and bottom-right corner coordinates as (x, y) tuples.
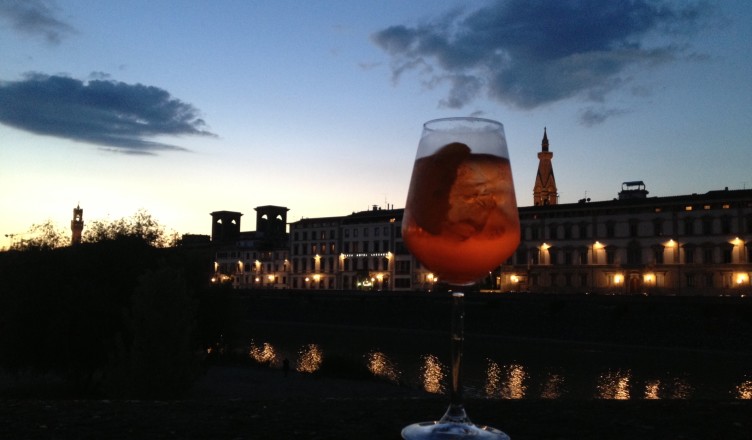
(1, 0), (750, 247)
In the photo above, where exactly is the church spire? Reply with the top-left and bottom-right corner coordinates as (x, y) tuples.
(533, 127), (558, 206)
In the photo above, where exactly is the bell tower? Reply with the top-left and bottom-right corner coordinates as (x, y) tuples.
(533, 127), (558, 206)
(71, 204), (84, 245)
(210, 211), (242, 244)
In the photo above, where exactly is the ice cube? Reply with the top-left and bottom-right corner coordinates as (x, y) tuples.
(444, 154), (507, 239)
(407, 143), (471, 235)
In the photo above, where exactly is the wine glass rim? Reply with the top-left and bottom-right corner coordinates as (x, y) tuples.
(423, 116), (503, 130)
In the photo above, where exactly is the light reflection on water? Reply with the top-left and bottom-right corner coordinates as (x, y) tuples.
(540, 372), (565, 399)
(667, 377), (694, 399)
(248, 340), (280, 367)
(644, 380), (661, 399)
(296, 343), (323, 373)
(366, 351), (401, 384)
(484, 359), (503, 397)
(596, 369), (631, 400)
(485, 360), (528, 399)
(243, 335), (751, 400)
(734, 378), (752, 399)
(419, 354), (446, 394)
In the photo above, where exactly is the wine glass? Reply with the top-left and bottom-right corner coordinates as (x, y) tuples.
(401, 117), (520, 439)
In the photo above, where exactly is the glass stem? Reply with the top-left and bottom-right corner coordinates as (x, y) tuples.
(440, 291), (472, 424)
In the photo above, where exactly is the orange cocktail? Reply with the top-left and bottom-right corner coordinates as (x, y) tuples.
(402, 142), (520, 285)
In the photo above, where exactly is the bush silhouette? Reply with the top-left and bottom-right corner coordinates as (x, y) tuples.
(0, 238), (218, 398)
(104, 265), (202, 398)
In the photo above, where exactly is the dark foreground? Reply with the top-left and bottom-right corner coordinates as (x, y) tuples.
(2, 366), (750, 440)
(2, 396), (749, 440)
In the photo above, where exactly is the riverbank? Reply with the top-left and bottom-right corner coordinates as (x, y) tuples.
(237, 290), (752, 352)
(2, 365), (750, 439)
(3, 291), (750, 438)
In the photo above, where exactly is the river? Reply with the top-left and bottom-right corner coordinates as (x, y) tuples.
(239, 319), (752, 400)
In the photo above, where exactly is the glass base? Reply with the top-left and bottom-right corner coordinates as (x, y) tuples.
(401, 421), (510, 439)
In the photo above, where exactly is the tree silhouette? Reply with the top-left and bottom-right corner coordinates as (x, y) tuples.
(81, 209), (172, 247)
(9, 220), (67, 251)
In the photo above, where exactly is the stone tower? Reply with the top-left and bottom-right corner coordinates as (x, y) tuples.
(533, 128), (558, 206)
(255, 205), (288, 239)
(71, 204), (84, 245)
(210, 211), (242, 243)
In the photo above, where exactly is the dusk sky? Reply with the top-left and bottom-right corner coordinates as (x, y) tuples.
(1, 0), (750, 248)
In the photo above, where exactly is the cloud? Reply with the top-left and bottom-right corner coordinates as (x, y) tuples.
(372, 0), (713, 123)
(0, 0), (76, 44)
(579, 106), (631, 127)
(0, 73), (216, 154)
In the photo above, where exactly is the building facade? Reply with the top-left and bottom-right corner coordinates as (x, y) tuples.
(499, 187), (752, 295)
(286, 205), (438, 291)
(210, 204), (441, 292)
(211, 206), (291, 290)
(208, 129), (751, 296)
(210, 187), (752, 296)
